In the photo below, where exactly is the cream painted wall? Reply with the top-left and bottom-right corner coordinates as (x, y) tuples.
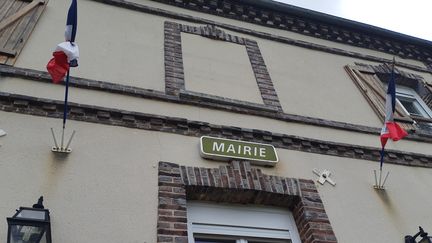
(15, 0), (165, 91)
(3, 0), (432, 242)
(182, 33), (263, 104)
(2, 77), (432, 156)
(11, 0), (431, 127)
(0, 112), (161, 243)
(273, 149), (432, 243)
(1, 111), (431, 242)
(16, 0), (430, 94)
(128, 0), (428, 68)
(258, 39), (385, 126)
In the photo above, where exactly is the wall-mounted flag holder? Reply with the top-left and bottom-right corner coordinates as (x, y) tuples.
(0, 129), (6, 137)
(51, 128), (75, 153)
(373, 169), (389, 190)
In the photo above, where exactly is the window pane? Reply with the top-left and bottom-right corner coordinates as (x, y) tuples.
(399, 99), (423, 116)
(195, 239), (236, 243)
(249, 240), (291, 243)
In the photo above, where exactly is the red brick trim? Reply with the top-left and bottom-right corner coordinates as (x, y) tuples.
(164, 21), (283, 111)
(157, 161), (337, 243)
(2, 91), (432, 166)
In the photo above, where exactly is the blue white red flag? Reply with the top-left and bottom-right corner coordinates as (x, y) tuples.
(47, 0), (79, 83)
(65, 0), (77, 43)
(379, 61), (408, 168)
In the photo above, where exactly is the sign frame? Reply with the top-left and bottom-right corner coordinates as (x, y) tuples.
(199, 136), (279, 166)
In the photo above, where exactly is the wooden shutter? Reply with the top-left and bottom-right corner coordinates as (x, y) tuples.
(421, 82), (432, 109)
(344, 65), (415, 131)
(0, 0), (48, 65)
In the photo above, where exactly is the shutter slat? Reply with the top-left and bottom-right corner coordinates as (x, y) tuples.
(0, 0), (43, 32)
(351, 68), (386, 120)
(422, 83), (432, 109)
(5, 3), (38, 51)
(0, 0), (48, 65)
(0, 47), (16, 56)
(0, 1), (25, 48)
(345, 65), (415, 131)
(0, 1), (16, 23)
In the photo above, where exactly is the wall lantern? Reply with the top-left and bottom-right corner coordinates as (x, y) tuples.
(6, 196), (52, 243)
(405, 227), (432, 243)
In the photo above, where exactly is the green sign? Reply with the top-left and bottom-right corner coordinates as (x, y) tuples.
(200, 136), (278, 166)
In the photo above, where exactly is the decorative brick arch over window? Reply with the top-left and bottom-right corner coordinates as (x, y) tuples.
(157, 161), (337, 243)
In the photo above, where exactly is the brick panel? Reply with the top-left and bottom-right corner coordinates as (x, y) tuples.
(164, 21), (282, 111)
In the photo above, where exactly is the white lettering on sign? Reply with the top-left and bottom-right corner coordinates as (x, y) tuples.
(212, 142), (267, 158)
(213, 142), (224, 152)
(227, 144), (235, 153)
(259, 148), (266, 157)
(201, 136), (279, 166)
(243, 146), (251, 156)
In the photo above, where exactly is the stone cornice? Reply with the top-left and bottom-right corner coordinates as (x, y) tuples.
(88, 0), (432, 75)
(1, 91), (432, 168)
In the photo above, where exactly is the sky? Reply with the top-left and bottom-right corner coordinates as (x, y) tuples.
(275, 0), (432, 42)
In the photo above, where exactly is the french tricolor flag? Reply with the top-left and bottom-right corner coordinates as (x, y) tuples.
(379, 61), (408, 167)
(47, 0), (79, 83)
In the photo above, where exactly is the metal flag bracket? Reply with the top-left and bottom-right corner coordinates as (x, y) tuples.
(50, 128), (75, 153)
(373, 169), (389, 190)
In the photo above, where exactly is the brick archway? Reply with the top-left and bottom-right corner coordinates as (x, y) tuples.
(157, 161), (337, 243)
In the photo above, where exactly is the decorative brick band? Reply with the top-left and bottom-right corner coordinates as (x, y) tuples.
(88, 0), (432, 75)
(164, 21), (282, 111)
(3, 65), (432, 139)
(1, 91), (432, 168)
(157, 161), (337, 243)
(0, 65), (384, 136)
(150, 0), (432, 65)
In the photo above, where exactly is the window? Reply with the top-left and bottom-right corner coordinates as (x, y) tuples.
(345, 64), (432, 131)
(187, 202), (301, 243)
(396, 86), (432, 119)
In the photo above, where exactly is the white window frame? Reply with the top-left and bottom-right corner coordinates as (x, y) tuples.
(396, 86), (432, 119)
(187, 201), (301, 243)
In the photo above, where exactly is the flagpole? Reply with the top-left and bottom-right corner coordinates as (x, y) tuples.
(378, 146), (385, 188)
(48, 0), (77, 154)
(61, 68), (70, 148)
(374, 56), (407, 189)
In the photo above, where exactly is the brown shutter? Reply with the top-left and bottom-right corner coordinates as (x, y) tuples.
(345, 65), (415, 131)
(421, 82), (432, 109)
(0, 0), (48, 65)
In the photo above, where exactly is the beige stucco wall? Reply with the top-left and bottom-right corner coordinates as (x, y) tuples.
(13, 0), (430, 126)
(128, 0), (428, 69)
(0, 111), (431, 243)
(1, 76), (432, 156)
(258, 39), (385, 126)
(3, 1), (432, 242)
(182, 33), (263, 104)
(16, 0), (166, 91)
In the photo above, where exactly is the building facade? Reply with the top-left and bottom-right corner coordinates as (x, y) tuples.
(0, 0), (432, 242)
